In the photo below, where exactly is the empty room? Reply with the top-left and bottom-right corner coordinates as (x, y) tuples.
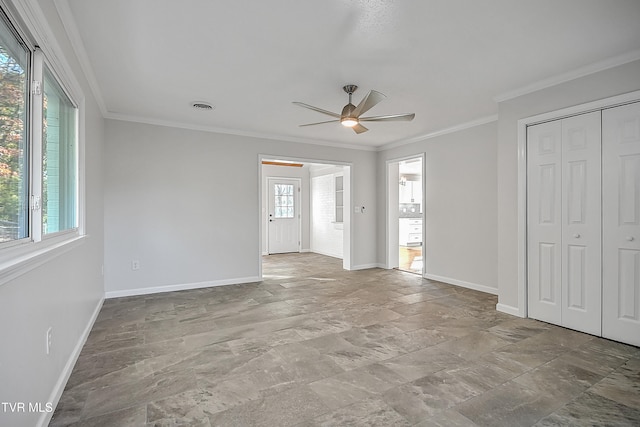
(1, 0), (639, 426)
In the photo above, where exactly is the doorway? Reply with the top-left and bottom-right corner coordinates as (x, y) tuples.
(267, 177), (301, 254)
(260, 157), (353, 276)
(387, 156), (425, 275)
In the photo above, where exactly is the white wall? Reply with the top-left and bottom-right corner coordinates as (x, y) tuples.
(378, 122), (498, 294)
(104, 120), (378, 296)
(310, 167), (344, 258)
(497, 59), (640, 314)
(0, 1), (105, 426)
(261, 164), (310, 254)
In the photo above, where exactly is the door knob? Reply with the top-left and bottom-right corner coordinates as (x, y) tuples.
(573, 233), (580, 238)
(628, 236), (635, 241)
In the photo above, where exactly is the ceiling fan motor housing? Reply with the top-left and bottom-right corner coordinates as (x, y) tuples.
(341, 102), (356, 118)
(343, 84), (358, 95)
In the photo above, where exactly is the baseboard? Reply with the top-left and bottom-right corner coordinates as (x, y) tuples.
(105, 276), (262, 299)
(39, 296), (104, 427)
(423, 273), (498, 295)
(262, 249), (310, 255)
(496, 302), (524, 318)
(310, 249), (343, 259)
(350, 263), (381, 271)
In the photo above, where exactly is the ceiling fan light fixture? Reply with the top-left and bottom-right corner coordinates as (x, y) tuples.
(293, 84), (414, 134)
(341, 117), (358, 127)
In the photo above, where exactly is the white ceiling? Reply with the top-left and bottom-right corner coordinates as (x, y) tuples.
(59, 0), (640, 150)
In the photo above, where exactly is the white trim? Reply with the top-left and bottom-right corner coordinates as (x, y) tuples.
(261, 154), (354, 168)
(1, 0), (87, 278)
(54, 1), (377, 153)
(300, 248), (311, 253)
(0, 236), (85, 286)
(495, 49), (640, 103)
(107, 112), (378, 152)
(378, 115), (498, 151)
(12, 0), (84, 104)
(516, 90), (640, 320)
(105, 276), (261, 299)
(53, 0), (107, 115)
(519, 91), (640, 126)
(38, 296), (104, 427)
(310, 249), (343, 259)
(385, 154), (426, 275)
(259, 154), (354, 276)
(496, 303), (523, 318)
(424, 273), (498, 295)
(350, 263), (379, 270)
(517, 118), (528, 319)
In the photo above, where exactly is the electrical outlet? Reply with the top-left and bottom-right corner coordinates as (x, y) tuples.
(131, 260), (140, 270)
(46, 327), (52, 355)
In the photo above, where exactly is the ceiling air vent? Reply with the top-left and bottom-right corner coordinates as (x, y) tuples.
(191, 101), (214, 110)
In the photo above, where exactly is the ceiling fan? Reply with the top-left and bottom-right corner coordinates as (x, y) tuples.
(293, 85), (415, 134)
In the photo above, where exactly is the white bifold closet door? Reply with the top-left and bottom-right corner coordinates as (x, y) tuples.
(527, 111), (602, 336)
(602, 102), (640, 347)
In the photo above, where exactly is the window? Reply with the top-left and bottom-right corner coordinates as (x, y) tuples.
(0, 11), (29, 243)
(274, 184), (294, 218)
(0, 4), (80, 259)
(42, 66), (77, 235)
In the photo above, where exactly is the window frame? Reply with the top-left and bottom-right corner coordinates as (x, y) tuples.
(0, 0), (86, 286)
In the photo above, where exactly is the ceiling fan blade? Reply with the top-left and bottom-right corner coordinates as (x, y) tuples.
(353, 123), (368, 134)
(292, 102), (341, 118)
(359, 113), (416, 122)
(299, 119), (340, 127)
(352, 90), (386, 117)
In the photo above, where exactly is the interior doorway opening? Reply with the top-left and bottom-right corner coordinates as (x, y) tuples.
(387, 156), (424, 275)
(260, 157), (352, 277)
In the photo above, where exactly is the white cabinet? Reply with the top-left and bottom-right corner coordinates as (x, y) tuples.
(399, 181), (422, 204)
(527, 101), (640, 347)
(399, 218), (422, 246)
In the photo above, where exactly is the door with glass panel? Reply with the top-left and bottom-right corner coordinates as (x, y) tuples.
(267, 178), (300, 254)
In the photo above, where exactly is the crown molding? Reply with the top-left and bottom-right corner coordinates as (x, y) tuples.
(377, 114), (498, 152)
(53, 0), (108, 116)
(494, 49), (640, 103)
(104, 112), (379, 152)
(10, 0), (83, 104)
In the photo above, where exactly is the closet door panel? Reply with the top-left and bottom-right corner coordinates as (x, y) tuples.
(527, 120), (562, 325)
(603, 102), (640, 346)
(561, 112), (601, 335)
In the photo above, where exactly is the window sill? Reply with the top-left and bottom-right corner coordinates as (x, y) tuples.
(0, 234), (86, 286)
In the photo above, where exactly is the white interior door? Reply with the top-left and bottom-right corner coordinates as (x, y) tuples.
(267, 178), (300, 254)
(560, 111), (601, 335)
(527, 119), (563, 325)
(602, 101), (640, 346)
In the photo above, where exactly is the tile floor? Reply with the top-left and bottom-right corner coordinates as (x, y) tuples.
(51, 253), (640, 426)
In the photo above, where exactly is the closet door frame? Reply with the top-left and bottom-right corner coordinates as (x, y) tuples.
(513, 89), (640, 318)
